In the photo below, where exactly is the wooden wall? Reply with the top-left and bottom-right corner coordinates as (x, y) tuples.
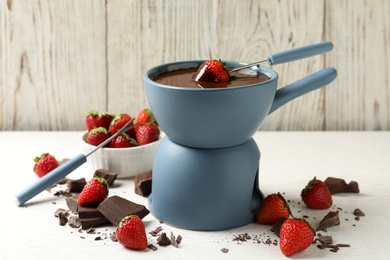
(1, 0), (389, 131)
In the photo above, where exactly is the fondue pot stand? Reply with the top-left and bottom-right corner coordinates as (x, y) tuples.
(144, 60), (337, 230)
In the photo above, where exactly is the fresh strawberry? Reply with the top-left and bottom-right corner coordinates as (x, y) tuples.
(109, 133), (138, 148)
(109, 113), (135, 138)
(116, 215), (148, 250)
(135, 123), (160, 145)
(280, 218), (315, 256)
(85, 110), (114, 131)
(301, 177), (333, 209)
(33, 153), (59, 178)
(78, 176), (109, 206)
(134, 108), (158, 131)
(255, 192), (291, 225)
(195, 59), (231, 83)
(86, 127), (110, 146)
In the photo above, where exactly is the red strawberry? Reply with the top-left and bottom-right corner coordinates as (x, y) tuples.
(86, 127), (110, 146)
(134, 108), (158, 131)
(195, 59), (231, 83)
(33, 153), (59, 178)
(116, 215), (148, 250)
(85, 110), (114, 131)
(255, 193), (291, 225)
(280, 218), (315, 256)
(135, 123), (160, 145)
(109, 113), (135, 138)
(301, 177), (333, 209)
(78, 176), (108, 206)
(109, 133), (138, 148)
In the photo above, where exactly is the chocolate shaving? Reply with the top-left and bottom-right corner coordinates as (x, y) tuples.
(149, 226), (163, 237)
(176, 235), (182, 245)
(316, 211), (340, 232)
(170, 232), (178, 248)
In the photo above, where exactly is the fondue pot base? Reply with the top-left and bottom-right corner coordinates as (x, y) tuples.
(148, 137), (263, 231)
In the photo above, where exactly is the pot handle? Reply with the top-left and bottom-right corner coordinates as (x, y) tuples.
(268, 67), (337, 114)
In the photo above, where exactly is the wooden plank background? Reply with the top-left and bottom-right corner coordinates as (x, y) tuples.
(1, 0), (389, 131)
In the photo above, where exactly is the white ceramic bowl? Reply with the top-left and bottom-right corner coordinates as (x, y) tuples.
(80, 132), (161, 178)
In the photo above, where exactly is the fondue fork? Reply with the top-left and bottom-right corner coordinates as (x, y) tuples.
(15, 119), (137, 206)
(229, 41), (333, 73)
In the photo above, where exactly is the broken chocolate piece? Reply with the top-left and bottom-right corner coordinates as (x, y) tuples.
(66, 194), (79, 213)
(353, 208), (365, 217)
(68, 216), (82, 228)
(58, 212), (68, 226)
(134, 170), (152, 197)
(149, 226), (163, 237)
(54, 208), (69, 218)
(324, 177), (359, 194)
(157, 232), (171, 246)
(270, 217), (287, 237)
(147, 244), (158, 251)
(94, 169), (118, 187)
(67, 178), (87, 193)
(80, 217), (110, 229)
(316, 211), (340, 231)
(345, 181), (360, 193)
(97, 195), (150, 226)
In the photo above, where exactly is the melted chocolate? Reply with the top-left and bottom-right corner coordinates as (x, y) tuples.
(153, 67), (270, 89)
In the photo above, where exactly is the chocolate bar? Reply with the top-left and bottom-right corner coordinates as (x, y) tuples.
(94, 169), (118, 187)
(134, 170), (152, 197)
(97, 195), (150, 226)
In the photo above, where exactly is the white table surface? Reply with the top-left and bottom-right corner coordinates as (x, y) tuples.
(1, 131), (389, 259)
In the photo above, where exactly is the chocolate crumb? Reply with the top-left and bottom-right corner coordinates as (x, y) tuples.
(157, 232), (171, 246)
(221, 248), (229, 253)
(353, 208), (365, 217)
(148, 244), (158, 251)
(95, 236), (102, 241)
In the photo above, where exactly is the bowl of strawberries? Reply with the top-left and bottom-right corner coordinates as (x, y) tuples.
(80, 108), (161, 178)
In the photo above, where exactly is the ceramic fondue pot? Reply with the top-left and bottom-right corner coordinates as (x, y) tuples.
(144, 60), (337, 148)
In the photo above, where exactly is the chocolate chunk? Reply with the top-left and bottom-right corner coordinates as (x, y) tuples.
(58, 212), (68, 226)
(316, 211), (340, 231)
(157, 232), (171, 246)
(94, 169), (118, 187)
(66, 194), (79, 213)
(80, 217), (110, 229)
(270, 217), (287, 237)
(97, 195), (150, 226)
(67, 178), (87, 193)
(324, 177), (359, 194)
(134, 170), (152, 197)
(54, 208), (69, 218)
(353, 208), (365, 217)
(68, 216), (82, 228)
(345, 181), (360, 193)
(78, 205), (106, 219)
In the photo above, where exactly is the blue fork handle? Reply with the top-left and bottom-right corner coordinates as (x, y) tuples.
(15, 154), (87, 206)
(268, 41), (333, 65)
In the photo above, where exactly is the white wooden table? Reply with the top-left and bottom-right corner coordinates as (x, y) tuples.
(1, 131), (389, 259)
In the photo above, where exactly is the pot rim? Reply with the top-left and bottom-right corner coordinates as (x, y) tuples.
(144, 60), (278, 92)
